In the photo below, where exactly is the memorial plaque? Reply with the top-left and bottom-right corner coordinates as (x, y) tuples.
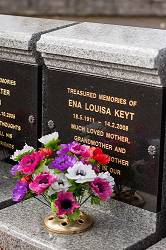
(43, 69), (165, 212)
(0, 60), (41, 158)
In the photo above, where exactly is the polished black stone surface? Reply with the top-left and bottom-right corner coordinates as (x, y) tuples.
(0, 60), (42, 157)
(43, 69), (165, 212)
(0, 60), (42, 207)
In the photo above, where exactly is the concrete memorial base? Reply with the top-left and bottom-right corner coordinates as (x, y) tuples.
(148, 238), (166, 249)
(0, 161), (15, 209)
(0, 198), (159, 250)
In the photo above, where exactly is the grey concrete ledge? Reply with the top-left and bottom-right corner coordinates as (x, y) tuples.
(37, 22), (166, 85)
(0, 47), (37, 65)
(0, 15), (76, 64)
(0, 198), (158, 250)
(42, 53), (160, 86)
(148, 238), (166, 249)
(0, 161), (15, 209)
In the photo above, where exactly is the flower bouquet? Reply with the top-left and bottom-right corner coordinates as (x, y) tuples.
(11, 131), (114, 234)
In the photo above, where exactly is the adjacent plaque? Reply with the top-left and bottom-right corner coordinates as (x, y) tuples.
(0, 60), (41, 159)
(43, 69), (165, 212)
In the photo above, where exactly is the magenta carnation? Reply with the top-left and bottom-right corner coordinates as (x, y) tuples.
(55, 191), (80, 216)
(29, 173), (56, 195)
(19, 152), (43, 174)
(91, 177), (113, 201)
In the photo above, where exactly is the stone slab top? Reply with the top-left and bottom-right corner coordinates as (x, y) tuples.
(0, 198), (157, 250)
(148, 238), (166, 249)
(0, 161), (15, 209)
(0, 15), (76, 51)
(37, 22), (166, 69)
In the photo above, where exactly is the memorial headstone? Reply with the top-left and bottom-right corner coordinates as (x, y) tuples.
(37, 22), (166, 240)
(1, 21), (166, 250)
(0, 14), (76, 208)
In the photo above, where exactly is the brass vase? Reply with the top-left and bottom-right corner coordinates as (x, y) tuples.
(44, 210), (93, 235)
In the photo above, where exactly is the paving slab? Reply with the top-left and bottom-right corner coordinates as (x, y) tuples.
(0, 198), (158, 250)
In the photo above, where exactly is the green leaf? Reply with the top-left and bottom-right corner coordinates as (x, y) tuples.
(45, 158), (54, 165)
(68, 186), (76, 192)
(50, 193), (57, 202)
(51, 201), (57, 213)
(68, 179), (76, 185)
(53, 169), (62, 174)
(68, 182), (84, 198)
(24, 191), (34, 201)
(14, 150), (35, 161)
(14, 172), (23, 179)
(91, 196), (101, 205)
(67, 209), (80, 222)
(88, 159), (96, 164)
(34, 161), (45, 174)
(45, 139), (60, 150)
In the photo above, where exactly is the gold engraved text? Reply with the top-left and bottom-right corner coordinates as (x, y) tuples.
(0, 77), (16, 86)
(98, 94), (127, 105)
(0, 140), (14, 149)
(110, 156), (129, 167)
(0, 88), (10, 96)
(0, 120), (21, 131)
(74, 135), (112, 151)
(105, 133), (130, 144)
(67, 88), (97, 99)
(114, 109), (135, 120)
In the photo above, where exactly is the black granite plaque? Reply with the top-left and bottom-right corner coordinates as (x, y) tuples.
(0, 60), (41, 159)
(43, 69), (165, 212)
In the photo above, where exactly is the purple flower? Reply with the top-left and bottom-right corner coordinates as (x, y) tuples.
(10, 164), (20, 176)
(12, 181), (29, 202)
(50, 155), (76, 171)
(57, 144), (70, 156)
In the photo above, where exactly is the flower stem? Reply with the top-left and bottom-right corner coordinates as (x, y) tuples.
(80, 195), (91, 206)
(34, 196), (50, 208)
(42, 194), (50, 205)
(79, 195), (83, 204)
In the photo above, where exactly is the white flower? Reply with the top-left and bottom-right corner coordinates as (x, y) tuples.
(48, 173), (71, 195)
(66, 162), (96, 183)
(10, 144), (34, 161)
(44, 166), (55, 174)
(38, 131), (59, 145)
(98, 172), (115, 187)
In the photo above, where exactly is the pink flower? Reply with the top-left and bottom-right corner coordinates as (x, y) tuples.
(91, 177), (113, 201)
(19, 152), (43, 175)
(69, 142), (91, 157)
(29, 173), (56, 195)
(92, 165), (100, 173)
(80, 145), (91, 158)
(55, 191), (80, 216)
